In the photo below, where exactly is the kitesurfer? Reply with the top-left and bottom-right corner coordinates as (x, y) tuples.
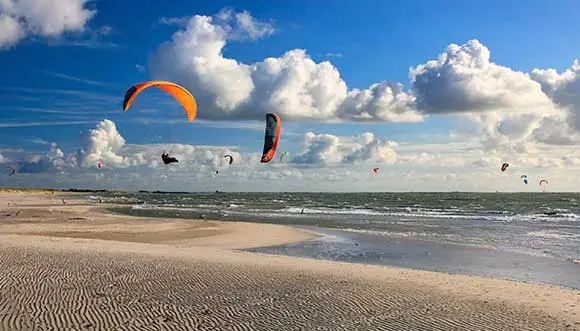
(161, 152), (178, 165)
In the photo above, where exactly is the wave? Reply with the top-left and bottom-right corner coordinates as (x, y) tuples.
(527, 230), (580, 241)
(131, 204), (162, 210)
(341, 228), (443, 238)
(131, 204), (201, 212)
(128, 202), (580, 223)
(284, 207), (384, 216)
(196, 204), (221, 208)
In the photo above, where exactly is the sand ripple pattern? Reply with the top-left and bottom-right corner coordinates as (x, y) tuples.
(0, 247), (571, 331)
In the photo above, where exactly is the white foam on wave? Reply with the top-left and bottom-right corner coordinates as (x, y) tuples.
(266, 206), (580, 223)
(527, 230), (580, 241)
(130, 204), (202, 212)
(197, 204), (220, 208)
(131, 204), (161, 210)
(284, 207), (384, 216)
(342, 228), (435, 238)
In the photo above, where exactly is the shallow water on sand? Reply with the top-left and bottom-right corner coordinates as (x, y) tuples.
(248, 226), (580, 290)
(95, 191), (580, 288)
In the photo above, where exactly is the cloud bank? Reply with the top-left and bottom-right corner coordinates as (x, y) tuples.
(407, 38), (580, 157)
(2, 119), (580, 192)
(146, 9), (580, 163)
(148, 11), (423, 122)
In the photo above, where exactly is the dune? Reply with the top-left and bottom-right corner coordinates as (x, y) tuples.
(0, 192), (578, 330)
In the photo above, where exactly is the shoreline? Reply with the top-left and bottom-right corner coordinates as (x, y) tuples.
(110, 202), (580, 291)
(250, 225), (580, 291)
(1, 191), (579, 330)
(0, 192), (318, 250)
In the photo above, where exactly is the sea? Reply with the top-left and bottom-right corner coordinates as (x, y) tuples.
(89, 192), (580, 289)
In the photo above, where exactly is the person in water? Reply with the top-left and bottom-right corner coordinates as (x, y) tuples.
(161, 152), (178, 165)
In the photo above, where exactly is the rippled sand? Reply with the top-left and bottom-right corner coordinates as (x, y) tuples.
(0, 192), (578, 330)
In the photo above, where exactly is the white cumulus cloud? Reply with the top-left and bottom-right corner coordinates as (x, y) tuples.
(292, 132), (397, 165)
(77, 119), (244, 170)
(0, 0), (96, 49)
(79, 119), (129, 168)
(0, 13), (23, 47)
(410, 39), (553, 114)
(148, 10), (422, 122)
(338, 81), (422, 122)
(407, 39), (580, 155)
(531, 59), (580, 131)
(16, 142), (68, 173)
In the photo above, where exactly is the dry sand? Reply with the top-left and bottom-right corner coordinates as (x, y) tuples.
(0, 192), (579, 330)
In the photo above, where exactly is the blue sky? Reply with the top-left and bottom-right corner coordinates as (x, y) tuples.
(1, 0), (580, 191)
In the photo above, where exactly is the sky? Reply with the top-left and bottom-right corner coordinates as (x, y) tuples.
(1, 0), (580, 192)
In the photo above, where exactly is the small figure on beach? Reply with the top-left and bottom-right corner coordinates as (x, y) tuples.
(61, 199), (66, 205)
(300, 209), (305, 215)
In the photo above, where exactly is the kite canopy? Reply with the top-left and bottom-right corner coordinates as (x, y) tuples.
(539, 179), (549, 191)
(4, 166), (15, 176)
(122, 80), (197, 122)
(260, 113), (281, 163)
(501, 163), (509, 172)
(224, 155), (234, 165)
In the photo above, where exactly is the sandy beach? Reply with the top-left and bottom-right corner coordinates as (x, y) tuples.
(0, 191), (579, 330)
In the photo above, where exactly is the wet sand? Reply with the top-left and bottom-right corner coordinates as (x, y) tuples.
(0, 191), (579, 330)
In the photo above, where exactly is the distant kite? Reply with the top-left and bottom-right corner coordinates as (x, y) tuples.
(4, 166), (15, 176)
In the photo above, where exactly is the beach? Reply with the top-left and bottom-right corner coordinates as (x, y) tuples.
(0, 191), (579, 330)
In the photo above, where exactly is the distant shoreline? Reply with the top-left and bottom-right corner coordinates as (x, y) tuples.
(1, 187), (576, 194)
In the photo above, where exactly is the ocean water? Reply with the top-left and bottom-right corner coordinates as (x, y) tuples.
(93, 192), (580, 288)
